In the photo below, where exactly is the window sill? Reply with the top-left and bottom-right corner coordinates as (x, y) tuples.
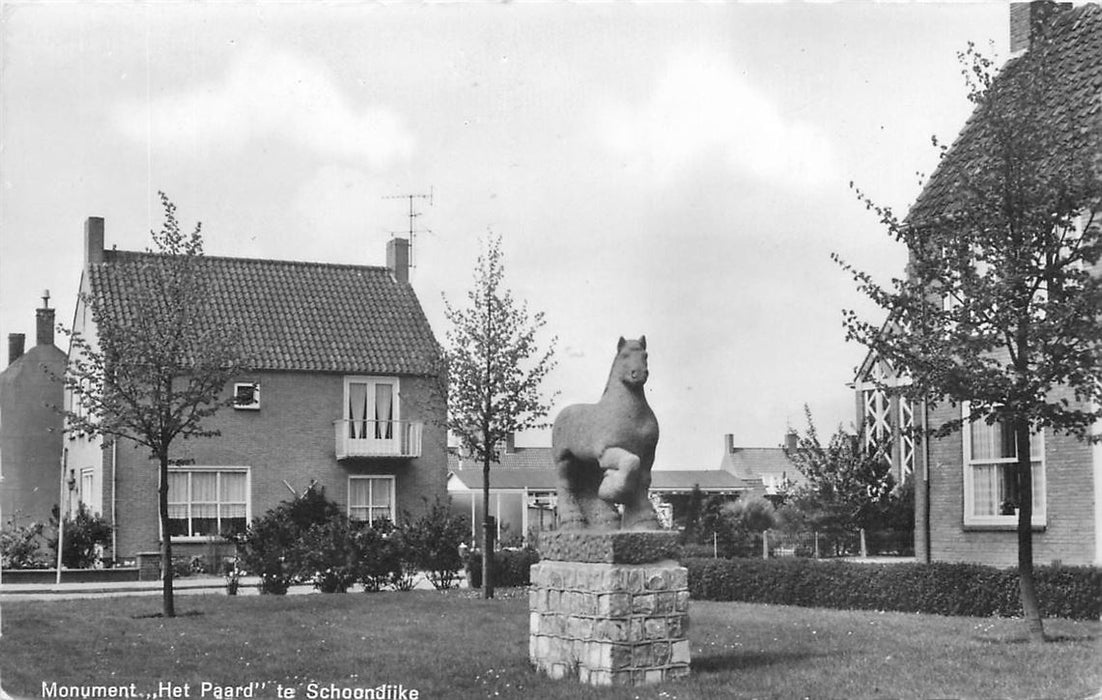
(962, 522), (1046, 532)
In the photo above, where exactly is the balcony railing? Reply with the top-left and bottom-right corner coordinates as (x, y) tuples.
(334, 419), (422, 460)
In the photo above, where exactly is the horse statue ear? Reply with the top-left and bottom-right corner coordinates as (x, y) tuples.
(639, 335), (647, 350)
(617, 336), (627, 351)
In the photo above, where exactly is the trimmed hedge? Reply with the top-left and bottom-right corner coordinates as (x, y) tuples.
(465, 548), (540, 589)
(685, 557), (1101, 621)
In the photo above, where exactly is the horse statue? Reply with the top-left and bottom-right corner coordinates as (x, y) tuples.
(551, 336), (660, 530)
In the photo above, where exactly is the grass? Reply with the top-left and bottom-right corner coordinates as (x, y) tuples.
(1, 588), (1099, 699)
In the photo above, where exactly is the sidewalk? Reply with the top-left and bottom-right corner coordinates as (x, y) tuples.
(0, 575), (256, 601)
(0, 572), (453, 600)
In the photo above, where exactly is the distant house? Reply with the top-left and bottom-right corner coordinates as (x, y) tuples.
(854, 2), (1102, 568)
(0, 295), (66, 526)
(65, 217), (447, 563)
(446, 436), (751, 544)
(718, 433), (806, 502)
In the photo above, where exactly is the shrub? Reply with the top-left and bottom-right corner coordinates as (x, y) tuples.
(465, 547), (539, 589)
(683, 557), (1101, 620)
(292, 518), (358, 593)
(48, 505), (112, 569)
(234, 484), (343, 594)
(352, 519), (412, 592)
(1, 518), (50, 569)
(402, 499), (469, 590)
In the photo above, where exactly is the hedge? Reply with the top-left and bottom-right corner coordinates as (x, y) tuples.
(684, 557), (1101, 620)
(465, 548), (540, 589)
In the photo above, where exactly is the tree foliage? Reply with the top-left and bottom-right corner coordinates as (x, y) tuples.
(836, 26), (1102, 641)
(438, 234), (557, 598)
(784, 406), (901, 535)
(62, 193), (248, 616)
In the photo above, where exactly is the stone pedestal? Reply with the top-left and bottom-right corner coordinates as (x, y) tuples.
(529, 531), (690, 686)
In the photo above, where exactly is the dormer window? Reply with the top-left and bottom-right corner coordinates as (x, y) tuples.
(233, 382), (260, 410)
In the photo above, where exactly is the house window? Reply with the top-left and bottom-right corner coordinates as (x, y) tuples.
(348, 476), (395, 524)
(233, 382), (260, 410)
(962, 407), (1045, 527)
(167, 468), (249, 539)
(79, 468), (99, 514)
(344, 377), (399, 440)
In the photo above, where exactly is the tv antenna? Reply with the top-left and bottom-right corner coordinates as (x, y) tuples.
(383, 188), (433, 270)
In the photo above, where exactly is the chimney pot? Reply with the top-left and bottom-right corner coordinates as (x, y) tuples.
(8, 333), (25, 366)
(386, 237), (410, 284)
(85, 217), (105, 265)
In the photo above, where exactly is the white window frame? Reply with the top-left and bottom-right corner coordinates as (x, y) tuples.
(165, 467), (251, 542)
(79, 467), (100, 515)
(233, 382), (260, 410)
(961, 403), (1046, 528)
(347, 475), (396, 524)
(343, 376), (401, 436)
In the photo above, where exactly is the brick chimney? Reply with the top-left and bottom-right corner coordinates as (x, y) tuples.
(784, 429), (799, 452)
(36, 290), (55, 347)
(85, 216), (104, 265)
(1010, 1), (1071, 54)
(724, 433), (735, 454)
(386, 237), (410, 284)
(8, 333), (25, 366)
(504, 432), (516, 454)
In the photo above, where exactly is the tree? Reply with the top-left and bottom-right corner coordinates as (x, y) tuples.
(63, 193), (248, 617)
(440, 235), (557, 598)
(784, 406), (898, 537)
(837, 26), (1102, 641)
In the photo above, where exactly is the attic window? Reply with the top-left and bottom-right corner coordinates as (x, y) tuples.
(233, 383), (260, 410)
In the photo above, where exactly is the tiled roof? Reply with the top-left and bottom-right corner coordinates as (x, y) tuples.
(907, 4), (1102, 226)
(447, 466), (749, 492)
(89, 251), (439, 375)
(720, 447), (805, 486)
(447, 446), (554, 471)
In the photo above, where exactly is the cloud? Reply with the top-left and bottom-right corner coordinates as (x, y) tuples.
(598, 49), (834, 189)
(113, 42), (415, 168)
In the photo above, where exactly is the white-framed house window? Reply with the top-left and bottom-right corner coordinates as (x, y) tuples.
(961, 404), (1046, 527)
(348, 475), (395, 524)
(344, 376), (399, 439)
(233, 382), (260, 410)
(79, 467), (100, 515)
(166, 467), (250, 540)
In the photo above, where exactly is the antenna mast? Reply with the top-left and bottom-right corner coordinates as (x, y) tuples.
(383, 188), (433, 270)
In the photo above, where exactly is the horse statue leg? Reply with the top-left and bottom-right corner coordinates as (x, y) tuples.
(598, 447), (660, 531)
(554, 452), (591, 530)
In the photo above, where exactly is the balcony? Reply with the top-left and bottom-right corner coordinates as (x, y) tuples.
(334, 419), (423, 460)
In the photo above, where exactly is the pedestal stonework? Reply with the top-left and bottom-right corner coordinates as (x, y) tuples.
(529, 531), (690, 686)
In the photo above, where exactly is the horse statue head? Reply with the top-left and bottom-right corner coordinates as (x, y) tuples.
(606, 336), (649, 392)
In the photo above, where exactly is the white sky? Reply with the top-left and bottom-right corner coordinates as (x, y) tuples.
(0, 1), (1009, 469)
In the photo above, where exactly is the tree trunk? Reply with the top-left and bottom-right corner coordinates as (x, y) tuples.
(158, 453), (176, 618)
(482, 455), (494, 599)
(1014, 419), (1044, 642)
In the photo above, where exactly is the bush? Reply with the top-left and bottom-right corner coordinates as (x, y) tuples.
(352, 519), (412, 592)
(1, 518), (50, 569)
(234, 484), (343, 594)
(292, 518), (358, 593)
(402, 499), (468, 590)
(683, 557), (1101, 620)
(465, 547), (539, 589)
(48, 505), (112, 569)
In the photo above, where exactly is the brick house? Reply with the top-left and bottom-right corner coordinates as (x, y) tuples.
(65, 217), (447, 563)
(0, 295), (67, 526)
(854, 2), (1102, 568)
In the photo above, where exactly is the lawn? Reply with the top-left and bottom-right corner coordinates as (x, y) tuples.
(1, 589), (1099, 700)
